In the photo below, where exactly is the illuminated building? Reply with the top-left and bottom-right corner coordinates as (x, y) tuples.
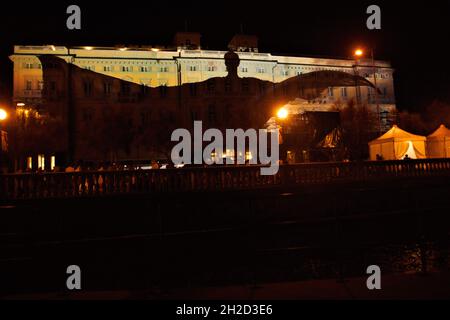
(9, 33), (396, 168)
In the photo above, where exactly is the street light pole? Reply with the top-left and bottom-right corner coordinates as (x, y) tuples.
(371, 49), (382, 135)
(354, 48), (382, 135)
(0, 108), (8, 172)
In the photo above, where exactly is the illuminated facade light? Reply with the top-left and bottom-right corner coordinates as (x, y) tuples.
(0, 108), (7, 120)
(26, 157), (33, 170)
(84, 46), (94, 50)
(50, 156), (56, 170)
(277, 107), (288, 119)
(16, 102), (25, 107)
(38, 154), (45, 170)
(354, 49), (363, 57)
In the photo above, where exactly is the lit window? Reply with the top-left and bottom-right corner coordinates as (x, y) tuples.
(26, 157), (33, 170)
(50, 156), (56, 170)
(38, 154), (45, 170)
(256, 67), (265, 74)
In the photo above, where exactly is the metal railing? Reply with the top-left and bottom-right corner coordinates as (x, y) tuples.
(1, 159), (450, 200)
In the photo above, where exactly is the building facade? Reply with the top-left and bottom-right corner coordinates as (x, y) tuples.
(9, 34), (396, 169)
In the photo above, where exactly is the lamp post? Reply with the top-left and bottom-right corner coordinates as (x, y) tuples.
(0, 108), (7, 122)
(353, 48), (382, 135)
(0, 107), (8, 172)
(276, 107), (289, 162)
(353, 49), (363, 107)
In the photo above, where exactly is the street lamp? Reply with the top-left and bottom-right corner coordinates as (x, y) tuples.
(353, 47), (382, 134)
(0, 107), (8, 172)
(277, 107), (288, 120)
(354, 49), (363, 57)
(0, 108), (7, 121)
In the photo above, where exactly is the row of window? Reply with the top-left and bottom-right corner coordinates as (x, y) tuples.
(80, 78), (258, 97)
(328, 87), (388, 98)
(22, 61), (391, 79)
(25, 80), (56, 91)
(90, 64), (358, 76)
(25, 154), (56, 171)
(86, 65), (170, 73)
(23, 62), (59, 69)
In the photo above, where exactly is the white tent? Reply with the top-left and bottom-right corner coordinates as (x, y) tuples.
(426, 124), (450, 158)
(368, 125), (427, 160)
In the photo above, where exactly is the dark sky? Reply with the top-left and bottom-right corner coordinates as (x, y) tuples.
(1, 0), (450, 112)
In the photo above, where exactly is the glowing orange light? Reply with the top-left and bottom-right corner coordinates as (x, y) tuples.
(0, 108), (7, 121)
(354, 49), (364, 57)
(277, 107), (288, 119)
(16, 102), (25, 107)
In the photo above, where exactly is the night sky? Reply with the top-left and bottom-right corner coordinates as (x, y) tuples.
(1, 0), (449, 112)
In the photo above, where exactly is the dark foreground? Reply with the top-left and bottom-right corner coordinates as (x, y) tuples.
(1, 176), (450, 299)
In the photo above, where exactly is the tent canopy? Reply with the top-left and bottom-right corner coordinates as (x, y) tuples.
(427, 124), (450, 140)
(369, 125), (426, 144)
(369, 125), (427, 160)
(427, 124), (450, 158)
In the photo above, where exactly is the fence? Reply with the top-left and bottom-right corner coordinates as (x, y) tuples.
(1, 159), (450, 200)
